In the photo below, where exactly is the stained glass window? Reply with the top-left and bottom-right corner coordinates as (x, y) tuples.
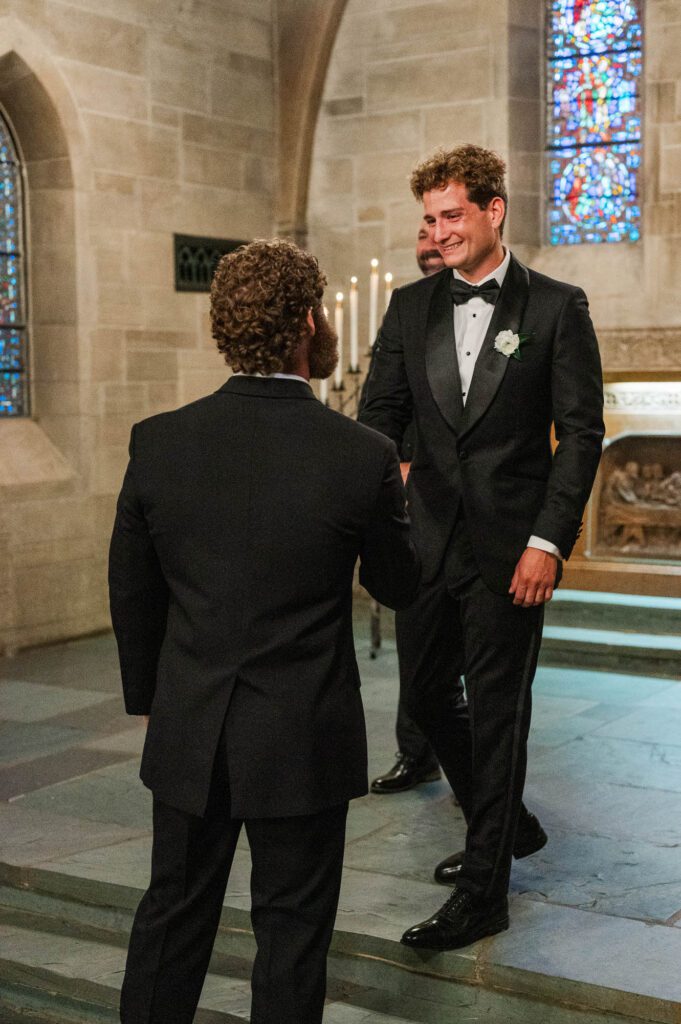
(0, 110), (27, 416)
(546, 1), (642, 246)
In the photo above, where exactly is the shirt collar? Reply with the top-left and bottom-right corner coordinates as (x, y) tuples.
(453, 247), (511, 289)
(235, 371), (310, 386)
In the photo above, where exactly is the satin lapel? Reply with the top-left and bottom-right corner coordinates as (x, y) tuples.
(458, 255), (530, 438)
(424, 270), (463, 434)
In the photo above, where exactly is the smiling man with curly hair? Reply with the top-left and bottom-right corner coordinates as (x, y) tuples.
(109, 237), (420, 1024)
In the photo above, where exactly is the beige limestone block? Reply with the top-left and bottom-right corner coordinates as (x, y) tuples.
(182, 113), (273, 156)
(25, 157), (73, 191)
(0, 420), (74, 490)
(95, 243), (127, 288)
(311, 157), (354, 196)
(315, 110), (422, 157)
(367, 49), (491, 112)
(505, 192), (541, 248)
(660, 144), (681, 195)
(138, 287), (200, 334)
(36, 414), (84, 471)
(85, 115), (179, 180)
(28, 188), (76, 247)
(13, 558), (104, 625)
(648, 80), (677, 125)
(126, 329), (192, 350)
(147, 380), (180, 414)
(209, 66), (274, 130)
(150, 40), (209, 112)
(102, 382), (148, 417)
(0, 73), (69, 162)
(152, 104), (181, 128)
(358, 205), (386, 223)
(127, 350), (179, 382)
(183, 145), (244, 190)
(126, 232), (173, 289)
(198, 8), (272, 60)
(12, 536), (95, 570)
(508, 25), (541, 100)
(60, 60), (148, 121)
(94, 171), (136, 195)
(31, 247), (78, 324)
(242, 154), (274, 195)
(91, 329), (126, 383)
(355, 150), (420, 203)
(179, 367), (227, 407)
(32, 381), (81, 417)
(387, 201), (424, 250)
(31, 324), (79, 385)
(96, 283), (144, 329)
(94, 444), (132, 495)
(30, 2), (147, 75)
(423, 103), (487, 151)
(98, 413), (136, 448)
(508, 98), (541, 151)
(89, 189), (141, 233)
(647, 22), (681, 81)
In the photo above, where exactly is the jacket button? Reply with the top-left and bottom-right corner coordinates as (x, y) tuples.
(460, 450), (468, 460)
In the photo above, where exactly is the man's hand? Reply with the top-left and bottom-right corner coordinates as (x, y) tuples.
(509, 548), (558, 607)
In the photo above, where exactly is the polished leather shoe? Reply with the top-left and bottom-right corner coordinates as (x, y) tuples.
(370, 753), (441, 794)
(434, 812), (547, 885)
(401, 885), (509, 951)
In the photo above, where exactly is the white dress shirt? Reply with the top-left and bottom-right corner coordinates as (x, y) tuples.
(452, 250), (561, 561)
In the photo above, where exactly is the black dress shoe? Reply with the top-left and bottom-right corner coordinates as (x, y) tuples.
(370, 753), (441, 794)
(434, 812), (547, 885)
(401, 885), (509, 951)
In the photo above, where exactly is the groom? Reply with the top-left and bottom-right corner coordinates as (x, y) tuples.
(360, 144), (604, 949)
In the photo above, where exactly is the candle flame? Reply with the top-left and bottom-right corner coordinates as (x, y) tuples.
(336, 291), (344, 302)
(370, 258), (379, 269)
(350, 276), (358, 285)
(384, 272), (393, 283)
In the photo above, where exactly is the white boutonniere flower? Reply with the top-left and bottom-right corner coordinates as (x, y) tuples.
(494, 330), (532, 361)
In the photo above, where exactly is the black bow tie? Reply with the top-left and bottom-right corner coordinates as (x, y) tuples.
(450, 277), (500, 306)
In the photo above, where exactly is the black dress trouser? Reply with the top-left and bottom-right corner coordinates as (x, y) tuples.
(396, 568), (543, 901)
(120, 762), (348, 1024)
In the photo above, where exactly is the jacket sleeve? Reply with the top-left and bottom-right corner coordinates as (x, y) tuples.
(358, 289), (413, 448)
(108, 425), (169, 715)
(531, 287), (605, 559)
(359, 443), (421, 609)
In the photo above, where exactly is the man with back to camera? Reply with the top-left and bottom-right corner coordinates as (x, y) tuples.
(360, 144), (604, 949)
(370, 220), (445, 794)
(109, 238), (420, 1023)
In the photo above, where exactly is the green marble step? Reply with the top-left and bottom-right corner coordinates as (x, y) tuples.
(545, 590), (681, 635)
(0, 921), (420, 1024)
(2, 862), (681, 1024)
(540, 624), (681, 677)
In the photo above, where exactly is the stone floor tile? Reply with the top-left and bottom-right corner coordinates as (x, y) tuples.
(533, 666), (673, 703)
(0, 746), (133, 801)
(0, 721), (88, 766)
(0, 680), (113, 723)
(592, 707), (681, 746)
(0, 804), (146, 865)
(530, 734), (681, 793)
(83, 727), (146, 755)
(44, 696), (130, 735)
(16, 759), (152, 829)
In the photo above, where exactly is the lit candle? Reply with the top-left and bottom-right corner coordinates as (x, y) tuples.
(334, 292), (344, 390)
(384, 271), (393, 311)
(349, 276), (359, 371)
(320, 305), (329, 404)
(368, 258), (379, 348)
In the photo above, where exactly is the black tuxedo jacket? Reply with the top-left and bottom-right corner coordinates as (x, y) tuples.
(109, 376), (420, 818)
(360, 254), (605, 591)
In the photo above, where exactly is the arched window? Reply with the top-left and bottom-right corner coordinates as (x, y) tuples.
(546, 1), (642, 245)
(0, 108), (27, 416)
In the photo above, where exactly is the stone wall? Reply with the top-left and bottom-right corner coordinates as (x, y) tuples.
(307, 0), (681, 350)
(0, 0), (275, 651)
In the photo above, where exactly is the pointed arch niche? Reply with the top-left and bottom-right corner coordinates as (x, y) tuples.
(0, 27), (86, 490)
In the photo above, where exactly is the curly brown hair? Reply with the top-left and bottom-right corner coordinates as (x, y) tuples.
(410, 145), (508, 232)
(210, 238), (326, 375)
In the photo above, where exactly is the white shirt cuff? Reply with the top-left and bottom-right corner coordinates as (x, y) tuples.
(528, 535), (563, 560)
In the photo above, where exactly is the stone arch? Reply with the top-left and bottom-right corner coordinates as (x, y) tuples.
(0, 16), (91, 470)
(275, 0), (349, 244)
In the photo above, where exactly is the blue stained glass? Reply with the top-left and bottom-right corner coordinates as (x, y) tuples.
(0, 371), (26, 416)
(0, 113), (27, 414)
(546, 1), (642, 246)
(549, 0), (641, 56)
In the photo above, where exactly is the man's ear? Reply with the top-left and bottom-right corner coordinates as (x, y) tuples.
(489, 196), (506, 230)
(306, 308), (316, 335)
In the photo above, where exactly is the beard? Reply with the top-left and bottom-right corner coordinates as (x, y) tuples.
(309, 306), (339, 380)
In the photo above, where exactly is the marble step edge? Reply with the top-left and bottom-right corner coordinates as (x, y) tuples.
(539, 628), (681, 678)
(546, 590), (681, 635)
(0, 958), (238, 1024)
(1, 863), (681, 1024)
